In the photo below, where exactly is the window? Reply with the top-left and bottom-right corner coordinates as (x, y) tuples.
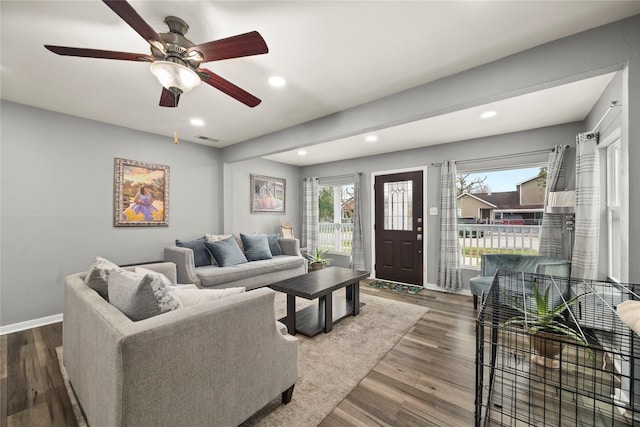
(456, 165), (546, 266)
(318, 180), (354, 254)
(606, 138), (622, 282)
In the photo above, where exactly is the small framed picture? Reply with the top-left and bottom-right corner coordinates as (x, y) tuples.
(114, 158), (169, 227)
(251, 174), (286, 213)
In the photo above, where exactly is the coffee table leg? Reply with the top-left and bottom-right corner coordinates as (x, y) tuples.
(323, 293), (333, 333)
(286, 294), (296, 335)
(349, 281), (360, 316)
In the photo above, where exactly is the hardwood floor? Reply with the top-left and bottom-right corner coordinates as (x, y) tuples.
(1, 285), (477, 427)
(321, 285), (477, 426)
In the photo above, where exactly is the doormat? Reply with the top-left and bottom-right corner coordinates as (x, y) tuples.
(367, 280), (423, 294)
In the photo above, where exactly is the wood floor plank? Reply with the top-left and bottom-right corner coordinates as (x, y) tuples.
(1, 334), (8, 427)
(322, 285), (477, 426)
(4, 283), (480, 427)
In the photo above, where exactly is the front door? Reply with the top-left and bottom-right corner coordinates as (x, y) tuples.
(374, 171), (423, 286)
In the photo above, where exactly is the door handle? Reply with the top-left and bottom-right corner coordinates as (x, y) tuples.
(417, 234), (422, 241)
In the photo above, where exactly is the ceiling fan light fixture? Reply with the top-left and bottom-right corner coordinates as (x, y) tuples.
(150, 61), (201, 93)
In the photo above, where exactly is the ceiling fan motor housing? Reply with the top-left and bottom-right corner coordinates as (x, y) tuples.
(150, 16), (202, 69)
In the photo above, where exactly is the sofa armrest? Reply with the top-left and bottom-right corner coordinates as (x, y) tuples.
(164, 246), (201, 285)
(278, 238), (302, 257)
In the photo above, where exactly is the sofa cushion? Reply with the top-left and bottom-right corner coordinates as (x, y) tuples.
(241, 233), (272, 261)
(196, 255), (305, 287)
(267, 234), (283, 256)
(108, 270), (182, 321)
(205, 234), (244, 251)
(85, 257), (121, 300)
(205, 237), (248, 267)
(171, 287), (245, 307)
(176, 237), (211, 267)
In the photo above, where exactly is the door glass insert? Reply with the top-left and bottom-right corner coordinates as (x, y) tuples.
(384, 180), (413, 230)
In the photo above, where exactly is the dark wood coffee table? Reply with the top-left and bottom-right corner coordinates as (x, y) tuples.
(269, 267), (370, 337)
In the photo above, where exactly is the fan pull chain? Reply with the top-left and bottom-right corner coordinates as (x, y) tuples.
(174, 131), (179, 145)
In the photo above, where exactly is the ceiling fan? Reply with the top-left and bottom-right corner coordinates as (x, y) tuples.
(44, 0), (268, 108)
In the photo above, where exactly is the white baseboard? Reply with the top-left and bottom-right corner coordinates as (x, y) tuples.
(0, 313), (63, 335)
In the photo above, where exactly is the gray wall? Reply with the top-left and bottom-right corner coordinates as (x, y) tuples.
(223, 158), (301, 236)
(0, 101), (224, 326)
(225, 14), (640, 283)
(301, 123), (582, 287)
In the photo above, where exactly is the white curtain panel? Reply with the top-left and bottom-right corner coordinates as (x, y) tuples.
(302, 177), (319, 256)
(572, 132), (600, 279)
(351, 173), (366, 270)
(437, 160), (461, 290)
(539, 144), (568, 259)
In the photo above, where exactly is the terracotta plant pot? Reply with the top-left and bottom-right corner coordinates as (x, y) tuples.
(310, 262), (325, 271)
(530, 331), (563, 368)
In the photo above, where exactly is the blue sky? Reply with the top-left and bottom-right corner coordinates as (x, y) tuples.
(465, 166), (543, 193)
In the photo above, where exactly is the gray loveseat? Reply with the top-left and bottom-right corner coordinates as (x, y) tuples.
(164, 236), (307, 289)
(63, 261), (298, 427)
(469, 254), (571, 309)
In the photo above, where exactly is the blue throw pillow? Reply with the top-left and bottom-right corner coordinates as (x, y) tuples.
(266, 234), (283, 256)
(205, 237), (248, 267)
(176, 237), (211, 267)
(241, 233), (273, 261)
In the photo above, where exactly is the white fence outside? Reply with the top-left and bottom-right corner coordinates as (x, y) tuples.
(318, 222), (353, 253)
(316, 223), (540, 265)
(458, 224), (542, 267)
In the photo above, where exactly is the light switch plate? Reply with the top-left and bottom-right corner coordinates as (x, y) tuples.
(429, 207), (438, 215)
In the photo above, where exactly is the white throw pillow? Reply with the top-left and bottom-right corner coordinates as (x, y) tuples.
(171, 287), (245, 307)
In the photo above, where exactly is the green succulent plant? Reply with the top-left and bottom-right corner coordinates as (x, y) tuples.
(502, 280), (593, 350)
(306, 248), (333, 265)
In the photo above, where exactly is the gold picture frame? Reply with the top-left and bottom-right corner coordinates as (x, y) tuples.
(251, 174), (286, 213)
(114, 158), (169, 227)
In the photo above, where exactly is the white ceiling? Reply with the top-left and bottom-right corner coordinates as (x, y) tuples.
(2, 1), (639, 166)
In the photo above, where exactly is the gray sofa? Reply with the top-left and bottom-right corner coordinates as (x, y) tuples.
(469, 254), (571, 309)
(63, 261), (298, 427)
(164, 236), (306, 289)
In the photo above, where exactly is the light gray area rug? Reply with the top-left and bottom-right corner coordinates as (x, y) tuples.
(242, 290), (428, 426)
(57, 290), (427, 427)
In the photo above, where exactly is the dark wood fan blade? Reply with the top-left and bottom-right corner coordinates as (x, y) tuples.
(198, 68), (261, 107)
(102, 0), (166, 49)
(159, 88), (180, 108)
(188, 31), (268, 62)
(45, 45), (153, 62)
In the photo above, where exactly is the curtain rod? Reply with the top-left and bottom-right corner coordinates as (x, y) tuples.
(429, 147), (559, 167)
(319, 173), (358, 180)
(589, 100), (622, 136)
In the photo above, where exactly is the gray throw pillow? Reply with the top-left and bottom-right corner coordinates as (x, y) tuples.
(205, 237), (248, 267)
(241, 233), (273, 261)
(266, 234), (283, 256)
(108, 270), (182, 321)
(176, 237), (211, 267)
(85, 257), (122, 300)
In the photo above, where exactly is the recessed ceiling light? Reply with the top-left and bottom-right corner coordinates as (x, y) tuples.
(268, 76), (286, 87)
(297, 150), (307, 156)
(480, 111), (497, 119)
(190, 118), (205, 126)
(365, 135), (378, 143)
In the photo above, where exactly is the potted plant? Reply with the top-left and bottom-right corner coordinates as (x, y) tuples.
(502, 280), (593, 368)
(306, 248), (333, 271)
